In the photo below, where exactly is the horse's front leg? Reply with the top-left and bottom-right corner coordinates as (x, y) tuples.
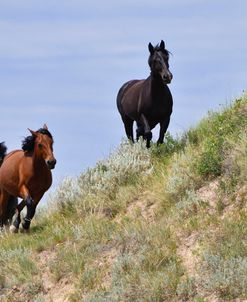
(20, 196), (36, 232)
(140, 114), (152, 148)
(157, 117), (170, 145)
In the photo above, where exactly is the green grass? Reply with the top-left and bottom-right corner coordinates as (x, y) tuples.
(0, 94), (246, 301)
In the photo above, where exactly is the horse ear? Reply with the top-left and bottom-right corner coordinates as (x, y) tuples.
(28, 129), (37, 137)
(160, 40), (165, 50)
(43, 124), (48, 130)
(148, 43), (154, 55)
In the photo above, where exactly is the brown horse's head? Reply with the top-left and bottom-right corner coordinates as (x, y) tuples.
(24, 124), (57, 170)
(148, 40), (173, 84)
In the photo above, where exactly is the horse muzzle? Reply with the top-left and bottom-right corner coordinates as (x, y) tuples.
(46, 159), (57, 170)
(163, 73), (173, 84)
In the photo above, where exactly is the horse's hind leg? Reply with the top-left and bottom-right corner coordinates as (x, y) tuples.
(10, 199), (26, 233)
(136, 123), (144, 141)
(10, 184), (30, 232)
(0, 189), (9, 230)
(122, 117), (134, 142)
(6, 196), (18, 225)
(140, 114), (152, 148)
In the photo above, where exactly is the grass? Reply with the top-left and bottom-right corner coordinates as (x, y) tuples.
(0, 94), (246, 301)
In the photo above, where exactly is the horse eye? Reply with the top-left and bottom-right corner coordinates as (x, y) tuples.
(38, 143), (43, 149)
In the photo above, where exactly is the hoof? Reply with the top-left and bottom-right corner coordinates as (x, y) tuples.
(19, 224), (29, 233)
(144, 131), (152, 141)
(10, 225), (19, 233)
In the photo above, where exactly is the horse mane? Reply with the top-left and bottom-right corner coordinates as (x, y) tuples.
(22, 128), (53, 152)
(154, 44), (170, 58)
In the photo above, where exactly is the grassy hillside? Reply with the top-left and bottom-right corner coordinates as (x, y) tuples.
(0, 94), (247, 302)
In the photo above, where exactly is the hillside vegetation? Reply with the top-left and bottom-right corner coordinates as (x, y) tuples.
(0, 95), (247, 302)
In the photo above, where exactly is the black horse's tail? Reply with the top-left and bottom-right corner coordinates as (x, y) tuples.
(0, 142), (7, 166)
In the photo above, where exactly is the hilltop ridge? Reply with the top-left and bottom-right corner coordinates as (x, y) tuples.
(0, 94), (247, 302)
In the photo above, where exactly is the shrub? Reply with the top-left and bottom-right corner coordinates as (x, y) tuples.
(151, 132), (186, 159)
(48, 140), (153, 214)
(175, 189), (207, 219)
(199, 253), (247, 299)
(165, 145), (201, 201)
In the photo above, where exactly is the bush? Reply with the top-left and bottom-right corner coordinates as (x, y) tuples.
(199, 253), (247, 299)
(48, 140), (153, 214)
(196, 137), (223, 178)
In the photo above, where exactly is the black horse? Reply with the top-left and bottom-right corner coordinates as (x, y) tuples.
(117, 40), (173, 147)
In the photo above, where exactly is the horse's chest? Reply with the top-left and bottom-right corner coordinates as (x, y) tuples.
(28, 171), (52, 194)
(146, 102), (171, 121)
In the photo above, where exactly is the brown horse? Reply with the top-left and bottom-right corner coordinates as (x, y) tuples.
(117, 40), (173, 147)
(0, 124), (56, 232)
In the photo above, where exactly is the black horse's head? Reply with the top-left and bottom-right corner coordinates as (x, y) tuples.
(148, 40), (173, 84)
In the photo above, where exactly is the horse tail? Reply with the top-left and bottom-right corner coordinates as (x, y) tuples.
(0, 142), (7, 166)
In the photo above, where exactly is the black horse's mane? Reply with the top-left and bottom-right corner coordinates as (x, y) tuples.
(22, 128), (53, 152)
(0, 142), (7, 163)
(153, 44), (170, 58)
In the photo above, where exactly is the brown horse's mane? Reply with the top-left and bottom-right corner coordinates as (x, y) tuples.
(22, 128), (53, 152)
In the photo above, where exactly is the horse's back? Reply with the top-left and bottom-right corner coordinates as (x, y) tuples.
(0, 150), (23, 176)
(5, 149), (23, 159)
(0, 150), (25, 196)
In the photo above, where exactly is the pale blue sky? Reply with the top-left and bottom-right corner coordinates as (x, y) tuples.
(0, 0), (246, 194)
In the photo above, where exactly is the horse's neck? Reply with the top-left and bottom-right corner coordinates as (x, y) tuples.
(32, 152), (47, 170)
(149, 74), (165, 101)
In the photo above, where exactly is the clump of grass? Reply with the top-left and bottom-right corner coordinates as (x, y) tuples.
(197, 210), (247, 300)
(222, 128), (247, 182)
(176, 276), (197, 302)
(151, 132), (186, 158)
(194, 96), (247, 179)
(199, 253), (247, 300)
(48, 139), (152, 216)
(49, 216), (118, 281)
(164, 145), (201, 201)
(173, 189), (209, 235)
(196, 136), (223, 178)
(175, 190), (207, 218)
(96, 219), (183, 302)
(0, 247), (38, 288)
